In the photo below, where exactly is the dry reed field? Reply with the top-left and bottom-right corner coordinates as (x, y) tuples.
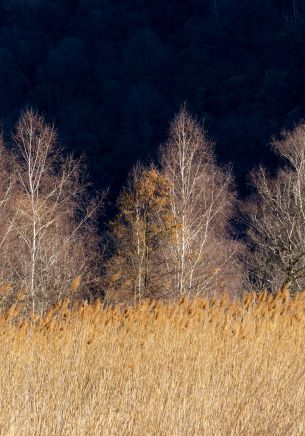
(1, 289), (305, 435)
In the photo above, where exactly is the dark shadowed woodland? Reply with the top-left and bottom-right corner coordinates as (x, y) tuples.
(0, 1), (305, 309)
(0, 0), (305, 196)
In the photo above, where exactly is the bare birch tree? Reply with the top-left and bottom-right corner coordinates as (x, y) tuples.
(159, 108), (242, 297)
(0, 109), (104, 312)
(0, 140), (17, 284)
(244, 122), (305, 292)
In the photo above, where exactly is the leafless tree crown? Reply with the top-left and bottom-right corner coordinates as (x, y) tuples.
(0, 109), (104, 313)
(244, 122), (305, 292)
(159, 108), (243, 297)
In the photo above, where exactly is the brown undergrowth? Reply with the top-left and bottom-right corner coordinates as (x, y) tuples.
(0, 289), (305, 434)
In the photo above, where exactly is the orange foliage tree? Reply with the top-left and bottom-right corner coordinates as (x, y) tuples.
(105, 165), (176, 303)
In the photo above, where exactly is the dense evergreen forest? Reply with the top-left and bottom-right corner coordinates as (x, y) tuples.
(0, 1), (305, 197)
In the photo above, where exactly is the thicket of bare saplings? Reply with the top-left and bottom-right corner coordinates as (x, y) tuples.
(104, 113), (305, 299)
(106, 108), (244, 303)
(3, 107), (305, 310)
(0, 109), (103, 313)
(244, 122), (305, 292)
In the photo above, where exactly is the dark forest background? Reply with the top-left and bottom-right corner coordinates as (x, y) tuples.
(0, 0), (305, 202)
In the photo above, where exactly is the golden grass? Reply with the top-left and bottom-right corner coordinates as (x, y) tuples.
(1, 290), (305, 434)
